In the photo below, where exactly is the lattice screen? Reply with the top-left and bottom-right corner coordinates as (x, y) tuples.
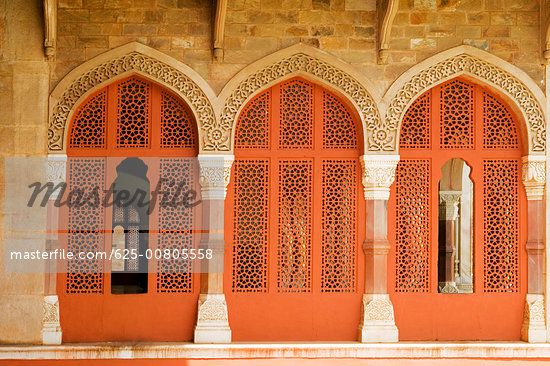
(160, 92), (196, 148)
(235, 91), (270, 149)
(157, 158), (195, 293)
(279, 80), (313, 149)
(69, 91), (106, 149)
(116, 77), (151, 148)
(322, 92), (357, 149)
(232, 159), (269, 292)
(400, 93), (431, 149)
(321, 160), (357, 292)
(482, 93), (519, 149)
(439, 80), (474, 149)
(394, 159), (431, 292)
(483, 159), (519, 292)
(66, 158), (105, 294)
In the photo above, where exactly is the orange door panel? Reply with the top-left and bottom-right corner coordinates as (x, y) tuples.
(225, 78), (365, 341)
(388, 79), (526, 340)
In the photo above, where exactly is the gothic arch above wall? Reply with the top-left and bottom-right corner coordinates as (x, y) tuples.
(218, 44), (380, 154)
(48, 42), (216, 153)
(382, 45), (547, 154)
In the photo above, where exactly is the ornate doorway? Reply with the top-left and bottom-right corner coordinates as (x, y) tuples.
(389, 78), (527, 340)
(225, 77), (365, 341)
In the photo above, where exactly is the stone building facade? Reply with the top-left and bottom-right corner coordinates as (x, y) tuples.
(1, 0), (550, 363)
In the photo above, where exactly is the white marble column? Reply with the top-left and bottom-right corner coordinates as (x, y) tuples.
(358, 155), (399, 343)
(194, 154), (234, 343)
(521, 155), (547, 343)
(41, 155), (66, 345)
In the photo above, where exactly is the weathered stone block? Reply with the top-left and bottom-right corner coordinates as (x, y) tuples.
(511, 26), (538, 39)
(490, 13), (516, 26)
(464, 39), (489, 50)
(286, 26), (309, 36)
(456, 25), (481, 38)
(89, 9), (118, 22)
(312, 26), (334, 36)
(482, 25), (510, 37)
(59, 0), (83, 8)
(410, 38), (436, 50)
(58, 9), (90, 22)
(122, 24), (158, 35)
(490, 39), (520, 52)
(354, 26), (374, 37)
(320, 37), (348, 50)
(438, 12), (466, 25)
(345, 0), (375, 11)
(467, 12), (490, 25)
(77, 35), (108, 48)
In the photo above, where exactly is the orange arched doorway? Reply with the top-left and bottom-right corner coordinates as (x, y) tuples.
(388, 78), (527, 340)
(59, 75), (200, 342)
(224, 77), (365, 341)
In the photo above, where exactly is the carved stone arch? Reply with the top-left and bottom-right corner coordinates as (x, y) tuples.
(381, 45), (547, 154)
(48, 42), (217, 153)
(217, 43), (381, 153)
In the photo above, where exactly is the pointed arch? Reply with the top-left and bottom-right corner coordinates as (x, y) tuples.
(218, 44), (381, 154)
(48, 42), (217, 153)
(381, 45), (547, 154)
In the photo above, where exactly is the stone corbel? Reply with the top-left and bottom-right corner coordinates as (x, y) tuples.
(377, 0), (399, 65)
(522, 155), (545, 200)
(198, 155), (234, 200)
(44, 0), (57, 61)
(360, 155), (400, 200)
(42, 295), (62, 344)
(213, 0), (228, 62)
(542, 0), (550, 64)
(47, 154), (67, 200)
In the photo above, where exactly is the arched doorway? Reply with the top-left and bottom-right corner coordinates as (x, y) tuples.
(225, 77), (365, 341)
(59, 75), (200, 342)
(388, 78), (527, 340)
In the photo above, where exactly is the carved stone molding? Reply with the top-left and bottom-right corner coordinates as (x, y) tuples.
(521, 293), (547, 343)
(358, 294), (399, 342)
(386, 54), (546, 153)
(42, 295), (62, 345)
(377, 0), (399, 65)
(198, 155), (234, 200)
(49, 52), (217, 152)
(360, 155), (400, 200)
(221, 52), (380, 151)
(43, 0), (57, 61)
(522, 155), (546, 200)
(194, 294), (231, 343)
(439, 191), (461, 221)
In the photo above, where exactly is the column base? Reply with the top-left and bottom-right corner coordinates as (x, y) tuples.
(521, 294), (547, 343)
(41, 295), (62, 345)
(194, 294), (231, 343)
(358, 294), (398, 343)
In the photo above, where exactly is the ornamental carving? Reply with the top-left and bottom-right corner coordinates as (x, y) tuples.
(47, 155), (67, 185)
(362, 296), (395, 322)
(49, 52), (217, 152)
(198, 155), (234, 199)
(42, 295), (60, 325)
(360, 155), (400, 200)
(387, 54), (546, 153)
(221, 53), (380, 151)
(522, 156), (546, 200)
(523, 295), (545, 323)
(439, 191), (461, 221)
(197, 294), (229, 322)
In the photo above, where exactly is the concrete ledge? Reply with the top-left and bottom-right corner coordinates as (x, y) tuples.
(1, 342), (550, 360)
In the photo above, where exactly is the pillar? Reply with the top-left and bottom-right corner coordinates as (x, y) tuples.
(194, 155), (234, 343)
(358, 155), (399, 343)
(42, 155), (65, 345)
(438, 191), (461, 294)
(521, 155), (547, 343)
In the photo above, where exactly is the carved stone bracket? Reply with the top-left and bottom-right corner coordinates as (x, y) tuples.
(542, 0), (550, 63)
(360, 155), (400, 200)
(377, 0), (399, 65)
(194, 294), (231, 343)
(43, 0), (57, 61)
(47, 155), (67, 201)
(522, 155), (546, 200)
(198, 155), (234, 200)
(358, 294), (399, 342)
(521, 293), (547, 343)
(213, 0), (228, 62)
(439, 191), (461, 221)
(42, 295), (62, 345)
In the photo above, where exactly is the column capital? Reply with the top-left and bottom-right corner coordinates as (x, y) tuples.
(360, 155), (400, 201)
(522, 155), (545, 200)
(47, 155), (67, 201)
(439, 190), (461, 221)
(198, 154), (234, 200)
(42, 295), (62, 345)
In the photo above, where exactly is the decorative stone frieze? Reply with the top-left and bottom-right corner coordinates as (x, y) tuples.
(387, 54), (546, 153)
(521, 294), (547, 343)
(358, 294), (399, 342)
(198, 155), (234, 200)
(194, 294), (231, 343)
(439, 191), (461, 221)
(49, 51), (216, 152)
(42, 295), (61, 345)
(522, 155), (546, 200)
(360, 155), (400, 200)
